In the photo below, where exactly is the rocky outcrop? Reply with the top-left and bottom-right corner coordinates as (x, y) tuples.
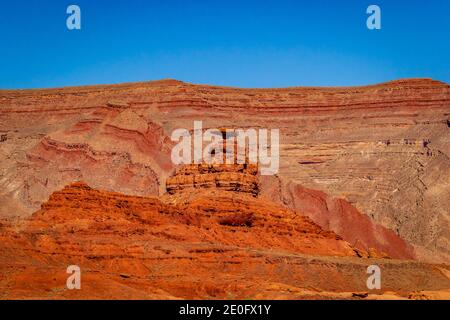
(34, 181), (359, 257)
(261, 176), (414, 259)
(166, 128), (260, 196)
(0, 78), (449, 262)
(1, 182), (449, 299)
(166, 157), (413, 259)
(166, 163), (259, 196)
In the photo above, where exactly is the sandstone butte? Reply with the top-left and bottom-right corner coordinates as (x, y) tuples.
(0, 78), (449, 299)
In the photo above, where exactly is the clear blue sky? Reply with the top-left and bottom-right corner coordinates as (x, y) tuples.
(0, 0), (449, 89)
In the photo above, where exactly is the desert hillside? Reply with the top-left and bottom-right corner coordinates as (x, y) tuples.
(0, 179), (448, 299)
(0, 78), (448, 263)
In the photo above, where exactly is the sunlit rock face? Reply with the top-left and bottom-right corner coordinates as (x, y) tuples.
(0, 78), (449, 262)
(2, 182), (447, 300)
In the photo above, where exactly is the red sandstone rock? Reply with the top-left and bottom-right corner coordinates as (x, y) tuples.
(166, 163), (259, 196)
(0, 78), (449, 263)
(0, 182), (449, 299)
(260, 176), (414, 259)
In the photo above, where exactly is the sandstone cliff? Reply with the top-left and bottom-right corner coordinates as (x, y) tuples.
(1, 182), (448, 299)
(0, 78), (449, 262)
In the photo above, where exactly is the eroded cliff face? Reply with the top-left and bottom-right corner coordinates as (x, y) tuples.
(165, 160), (414, 259)
(0, 78), (449, 262)
(1, 182), (449, 299)
(260, 176), (415, 260)
(166, 163), (259, 196)
(0, 182), (356, 299)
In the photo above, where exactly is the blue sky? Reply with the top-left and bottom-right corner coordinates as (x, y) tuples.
(0, 0), (449, 89)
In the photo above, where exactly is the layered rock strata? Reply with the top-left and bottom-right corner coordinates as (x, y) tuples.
(0, 78), (448, 262)
(0, 183), (450, 299)
(1, 182), (449, 299)
(166, 163), (259, 196)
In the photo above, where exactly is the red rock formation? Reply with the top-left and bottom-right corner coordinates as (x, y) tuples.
(1, 182), (449, 299)
(166, 163), (259, 196)
(0, 78), (449, 263)
(263, 178), (414, 259)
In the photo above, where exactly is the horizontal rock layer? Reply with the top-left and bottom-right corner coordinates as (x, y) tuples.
(0, 78), (449, 262)
(166, 163), (259, 196)
(1, 182), (449, 299)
